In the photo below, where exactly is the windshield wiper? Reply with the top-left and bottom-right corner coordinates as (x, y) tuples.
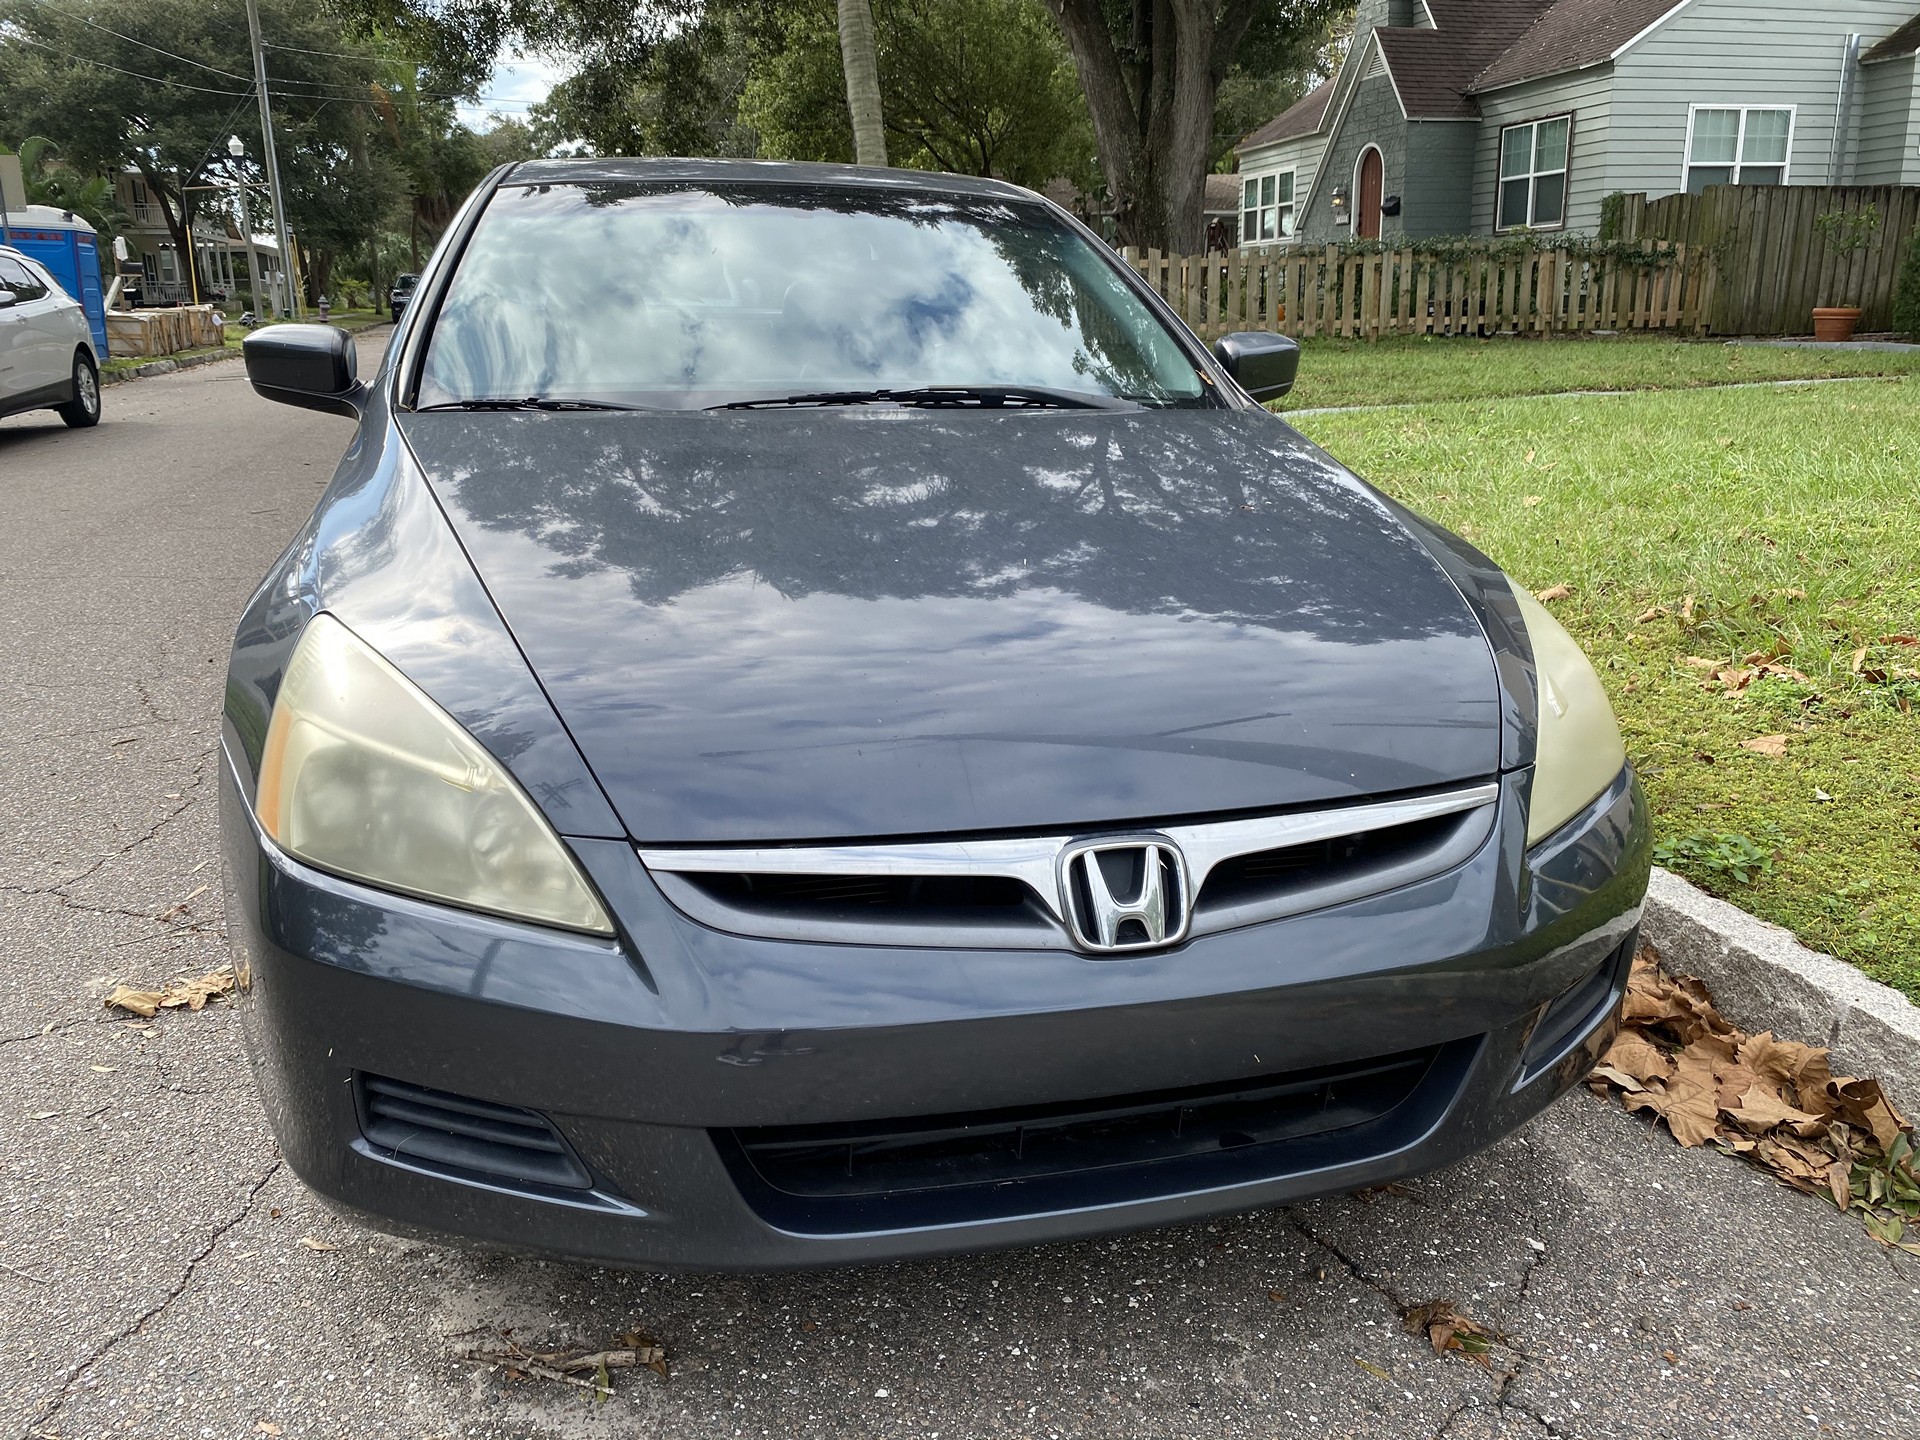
(714, 385), (1130, 411)
(418, 396), (646, 412)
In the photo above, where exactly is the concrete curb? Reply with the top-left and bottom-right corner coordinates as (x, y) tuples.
(101, 320), (389, 389)
(101, 347), (243, 386)
(1641, 867), (1920, 1108)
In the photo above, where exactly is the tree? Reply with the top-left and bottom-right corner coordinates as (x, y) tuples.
(0, 136), (127, 245)
(741, 0), (1096, 189)
(0, 0), (404, 294)
(530, 11), (755, 158)
(836, 0), (887, 165)
(1041, 0), (1344, 251)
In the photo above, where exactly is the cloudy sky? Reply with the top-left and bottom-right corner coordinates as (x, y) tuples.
(457, 55), (567, 130)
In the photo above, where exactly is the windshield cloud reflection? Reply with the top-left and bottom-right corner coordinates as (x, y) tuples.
(417, 183), (1202, 408)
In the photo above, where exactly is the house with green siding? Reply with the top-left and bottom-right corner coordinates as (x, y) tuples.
(1234, 0), (1920, 246)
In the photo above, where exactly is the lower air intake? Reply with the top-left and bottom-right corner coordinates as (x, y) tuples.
(719, 1041), (1475, 1232)
(355, 1074), (592, 1191)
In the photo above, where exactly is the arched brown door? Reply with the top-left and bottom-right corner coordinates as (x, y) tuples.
(1357, 148), (1384, 239)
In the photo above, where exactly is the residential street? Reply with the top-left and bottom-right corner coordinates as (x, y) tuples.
(4, 339), (1919, 1440)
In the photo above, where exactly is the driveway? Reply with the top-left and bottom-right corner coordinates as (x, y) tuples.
(3, 342), (1917, 1440)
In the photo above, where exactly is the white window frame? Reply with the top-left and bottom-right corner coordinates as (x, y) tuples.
(1495, 113), (1573, 232)
(1240, 169), (1297, 247)
(1682, 104), (1796, 192)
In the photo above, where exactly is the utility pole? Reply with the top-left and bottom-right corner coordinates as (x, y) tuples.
(243, 0), (300, 317)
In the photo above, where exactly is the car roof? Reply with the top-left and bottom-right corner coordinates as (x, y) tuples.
(502, 156), (1043, 206)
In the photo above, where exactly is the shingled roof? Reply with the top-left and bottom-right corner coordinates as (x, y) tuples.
(1470, 0), (1683, 92)
(1862, 13), (1920, 61)
(1239, 78), (1337, 149)
(1238, 0), (1697, 148)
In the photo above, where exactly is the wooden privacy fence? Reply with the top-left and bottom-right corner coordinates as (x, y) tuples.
(1614, 185), (1920, 336)
(1121, 244), (1709, 341)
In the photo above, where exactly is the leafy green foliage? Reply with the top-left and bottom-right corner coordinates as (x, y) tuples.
(0, 135), (126, 245)
(1653, 827), (1783, 886)
(738, 0), (1096, 188)
(1894, 225), (1920, 342)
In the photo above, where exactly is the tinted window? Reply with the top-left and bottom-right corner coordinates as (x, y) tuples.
(417, 183), (1206, 410)
(0, 258), (45, 303)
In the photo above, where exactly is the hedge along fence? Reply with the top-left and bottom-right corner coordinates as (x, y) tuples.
(1611, 185), (1920, 337)
(1120, 241), (1711, 341)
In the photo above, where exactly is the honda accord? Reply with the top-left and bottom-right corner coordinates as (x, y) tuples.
(223, 159), (1649, 1268)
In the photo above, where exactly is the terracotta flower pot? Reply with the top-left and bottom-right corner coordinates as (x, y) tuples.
(1812, 307), (1863, 342)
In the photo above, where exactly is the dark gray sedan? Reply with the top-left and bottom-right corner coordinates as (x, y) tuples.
(223, 159), (1648, 1268)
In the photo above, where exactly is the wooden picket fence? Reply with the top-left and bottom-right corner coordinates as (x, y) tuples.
(1121, 243), (1710, 341)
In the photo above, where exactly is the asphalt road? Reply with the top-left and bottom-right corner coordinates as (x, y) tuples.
(3, 343), (1918, 1440)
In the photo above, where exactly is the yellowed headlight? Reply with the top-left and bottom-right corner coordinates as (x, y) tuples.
(1512, 586), (1627, 847)
(256, 613), (614, 934)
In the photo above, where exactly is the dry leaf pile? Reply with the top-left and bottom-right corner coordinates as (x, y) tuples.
(103, 967), (236, 1018)
(1590, 948), (1920, 1253)
(462, 1329), (668, 1400)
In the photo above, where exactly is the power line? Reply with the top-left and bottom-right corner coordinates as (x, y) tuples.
(7, 33), (253, 95)
(7, 23), (547, 108)
(25, 0), (256, 82)
(5, 30), (534, 107)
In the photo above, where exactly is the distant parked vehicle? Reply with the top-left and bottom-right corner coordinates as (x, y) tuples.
(389, 272), (420, 324)
(0, 244), (101, 428)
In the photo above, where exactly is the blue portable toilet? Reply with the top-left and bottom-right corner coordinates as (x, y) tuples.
(0, 204), (110, 356)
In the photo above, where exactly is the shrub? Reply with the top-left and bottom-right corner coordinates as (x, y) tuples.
(1894, 225), (1920, 342)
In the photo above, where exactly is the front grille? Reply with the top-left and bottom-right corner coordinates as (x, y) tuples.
(720, 1041), (1474, 1231)
(1197, 812), (1461, 911)
(641, 783), (1500, 951)
(355, 1074), (592, 1191)
(689, 871), (1032, 913)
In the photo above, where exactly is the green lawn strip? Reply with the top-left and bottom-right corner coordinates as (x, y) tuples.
(101, 309), (388, 381)
(1293, 381), (1920, 1001)
(1277, 334), (1920, 413)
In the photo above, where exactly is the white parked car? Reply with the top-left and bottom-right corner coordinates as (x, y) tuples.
(0, 245), (101, 428)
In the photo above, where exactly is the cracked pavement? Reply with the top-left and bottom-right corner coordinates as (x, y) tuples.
(4, 342), (1920, 1439)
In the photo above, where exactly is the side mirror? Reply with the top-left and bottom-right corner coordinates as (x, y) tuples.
(0, 290), (16, 309)
(243, 323), (365, 417)
(1212, 332), (1300, 402)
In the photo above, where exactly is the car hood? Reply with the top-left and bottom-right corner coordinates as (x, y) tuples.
(399, 407), (1501, 843)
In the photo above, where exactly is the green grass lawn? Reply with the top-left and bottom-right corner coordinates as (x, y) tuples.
(1293, 379), (1920, 1001)
(1278, 334), (1920, 413)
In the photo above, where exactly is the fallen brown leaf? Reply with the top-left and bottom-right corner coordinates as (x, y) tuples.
(1403, 1300), (1500, 1367)
(103, 968), (235, 1017)
(1535, 584), (1573, 603)
(297, 1236), (339, 1252)
(1636, 606), (1668, 624)
(1740, 735), (1789, 759)
(1592, 945), (1920, 1249)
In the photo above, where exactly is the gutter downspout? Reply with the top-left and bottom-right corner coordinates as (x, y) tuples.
(1830, 33), (1862, 184)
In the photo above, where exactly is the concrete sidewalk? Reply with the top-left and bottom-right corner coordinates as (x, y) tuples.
(3, 351), (1917, 1440)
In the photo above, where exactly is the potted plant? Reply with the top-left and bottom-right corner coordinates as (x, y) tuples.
(1812, 205), (1880, 342)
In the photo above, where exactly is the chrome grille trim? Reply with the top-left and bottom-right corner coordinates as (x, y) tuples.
(638, 782), (1501, 950)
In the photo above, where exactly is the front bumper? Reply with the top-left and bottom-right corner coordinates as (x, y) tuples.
(221, 758), (1649, 1270)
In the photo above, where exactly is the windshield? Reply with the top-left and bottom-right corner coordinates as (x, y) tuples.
(415, 181), (1208, 411)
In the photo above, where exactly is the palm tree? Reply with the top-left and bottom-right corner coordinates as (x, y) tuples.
(835, 0), (888, 167)
(1, 137), (127, 247)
